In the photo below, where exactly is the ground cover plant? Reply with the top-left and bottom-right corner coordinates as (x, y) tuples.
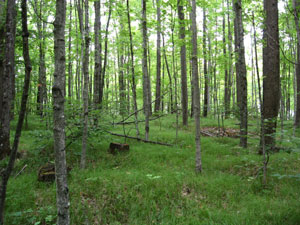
(5, 114), (300, 225)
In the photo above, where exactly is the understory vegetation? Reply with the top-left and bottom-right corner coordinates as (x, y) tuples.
(6, 114), (300, 225)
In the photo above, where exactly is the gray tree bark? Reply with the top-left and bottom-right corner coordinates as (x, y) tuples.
(94, 0), (101, 107)
(233, 0), (248, 148)
(0, 0), (16, 160)
(203, 7), (209, 118)
(0, 0), (32, 221)
(127, 0), (140, 138)
(155, 0), (161, 112)
(177, 0), (188, 126)
(293, 0), (300, 128)
(81, 0), (90, 169)
(53, 0), (70, 223)
(261, 0), (280, 152)
(190, 0), (202, 173)
(142, 0), (151, 140)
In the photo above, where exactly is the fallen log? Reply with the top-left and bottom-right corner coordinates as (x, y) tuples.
(106, 131), (173, 147)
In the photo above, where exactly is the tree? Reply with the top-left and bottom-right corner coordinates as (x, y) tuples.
(94, 0), (101, 107)
(155, 0), (162, 112)
(0, 0), (31, 222)
(233, 0), (247, 148)
(80, 0), (90, 169)
(0, 0), (16, 160)
(177, 0), (188, 126)
(203, 7), (209, 117)
(261, 0), (280, 152)
(142, 0), (151, 140)
(127, 0), (140, 138)
(293, 0), (300, 128)
(190, 0), (202, 173)
(53, 0), (70, 223)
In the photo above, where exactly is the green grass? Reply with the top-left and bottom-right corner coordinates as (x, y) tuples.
(5, 114), (300, 224)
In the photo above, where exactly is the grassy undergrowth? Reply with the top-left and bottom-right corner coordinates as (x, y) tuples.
(5, 114), (300, 224)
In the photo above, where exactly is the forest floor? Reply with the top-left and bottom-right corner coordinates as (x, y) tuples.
(4, 114), (300, 225)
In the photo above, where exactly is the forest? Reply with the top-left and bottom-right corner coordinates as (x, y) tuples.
(0, 0), (300, 224)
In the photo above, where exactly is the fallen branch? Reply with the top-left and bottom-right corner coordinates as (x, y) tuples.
(106, 131), (173, 147)
(113, 109), (179, 125)
(14, 164), (27, 178)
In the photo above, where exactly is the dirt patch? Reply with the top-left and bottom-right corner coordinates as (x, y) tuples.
(201, 127), (239, 138)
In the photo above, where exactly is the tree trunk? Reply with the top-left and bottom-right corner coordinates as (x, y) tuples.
(0, 0), (16, 160)
(0, 0), (5, 130)
(203, 8), (209, 117)
(177, 0), (188, 126)
(293, 0), (300, 128)
(191, 0), (202, 173)
(99, 1), (112, 106)
(233, 0), (248, 148)
(223, 1), (230, 118)
(53, 0), (70, 223)
(262, 0), (280, 152)
(162, 34), (173, 113)
(127, 0), (140, 138)
(0, 0), (31, 221)
(142, 0), (150, 140)
(67, 1), (73, 99)
(81, 0), (90, 169)
(154, 0), (161, 112)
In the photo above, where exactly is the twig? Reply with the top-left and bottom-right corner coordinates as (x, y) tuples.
(14, 164), (27, 178)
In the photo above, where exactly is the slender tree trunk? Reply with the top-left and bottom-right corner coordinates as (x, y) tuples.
(162, 34), (173, 113)
(261, 0), (280, 152)
(155, 0), (161, 112)
(0, 0), (5, 130)
(0, 0), (16, 160)
(142, 0), (150, 140)
(177, 0), (188, 126)
(99, 1), (112, 106)
(203, 8), (209, 117)
(227, 0), (233, 118)
(68, 1), (73, 99)
(94, 0), (100, 107)
(191, 0), (202, 173)
(293, 0), (300, 128)
(81, 0), (90, 169)
(223, 2), (230, 118)
(119, 43), (126, 115)
(0, 0), (31, 222)
(53, 0), (70, 223)
(233, 0), (248, 148)
(127, 0), (140, 138)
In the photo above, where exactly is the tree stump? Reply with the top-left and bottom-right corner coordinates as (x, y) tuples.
(38, 163), (55, 182)
(108, 143), (130, 155)
(38, 163), (71, 182)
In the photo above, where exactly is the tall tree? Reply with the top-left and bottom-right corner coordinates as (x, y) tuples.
(0, 0), (5, 129)
(99, 1), (112, 105)
(293, 0), (300, 128)
(233, 0), (247, 148)
(155, 0), (162, 112)
(177, 0), (188, 126)
(203, 7), (209, 117)
(0, 0), (32, 222)
(94, 0), (101, 107)
(142, 0), (151, 140)
(261, 0), (280, 152)
(126, 0), (140, 138)
(190, 0), (202, 173)
(35, 0), (47, 117)
(0, 0), (16, 160)
(223, 0), (230, 118)
(81, 0), (90, 169)
(53, 0), (70, 223)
